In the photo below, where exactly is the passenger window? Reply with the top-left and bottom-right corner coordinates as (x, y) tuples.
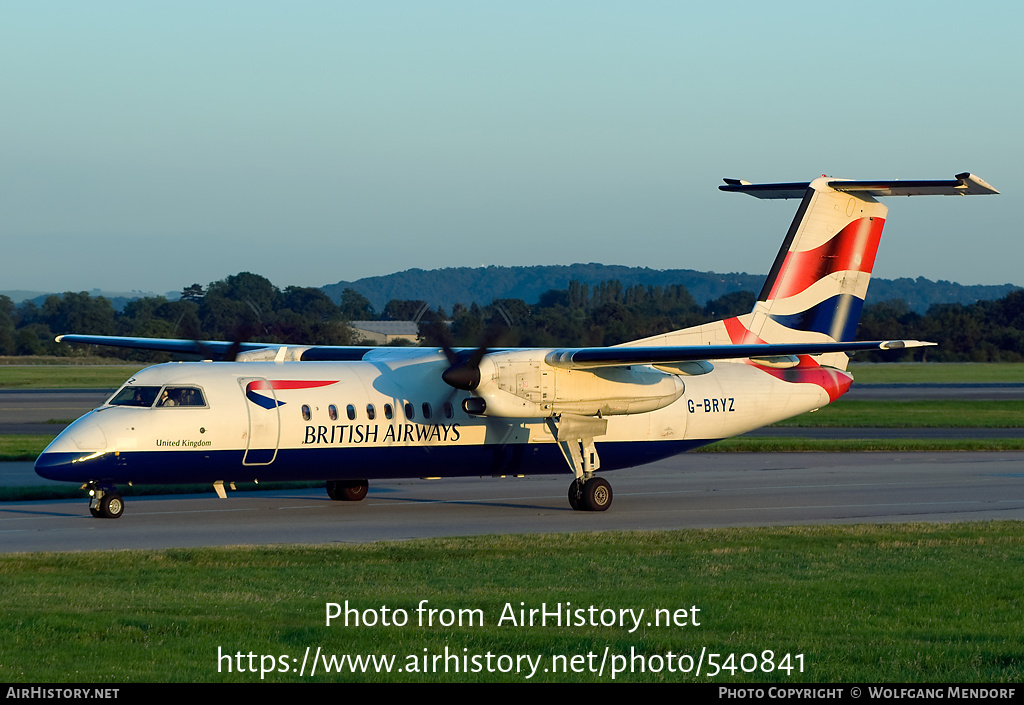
(404, 402), (414, 420)
(328, 405), (338, 421)
(366, 404), (376, 420)
(384, 403), (393, 420)
(302, 405), (311, 421)
(422, 402), (432, 419)
(346, 404), (356, 421)
(444, 401), (454, 419)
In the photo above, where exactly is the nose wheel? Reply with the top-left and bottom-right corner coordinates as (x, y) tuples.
(87, 484), (124, 519)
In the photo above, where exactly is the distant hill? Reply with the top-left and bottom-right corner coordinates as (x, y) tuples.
(6, 268), (1018, 317)
(0, 288), (171, 312)
(0, 290), (51, 305)
(0, 286), (172, 309)
(321, 264), (1020, 314)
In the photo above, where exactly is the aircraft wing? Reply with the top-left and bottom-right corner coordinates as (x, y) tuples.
(56, 334), (279, 356)
(543, 340), (934, 369)
(57, 334), (932, 368)
(55, 334), (374, 361)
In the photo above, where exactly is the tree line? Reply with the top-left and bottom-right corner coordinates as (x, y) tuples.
(1, 271), (1022, 362)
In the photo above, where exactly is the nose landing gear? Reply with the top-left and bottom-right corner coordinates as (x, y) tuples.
(86, 483), (124, 519)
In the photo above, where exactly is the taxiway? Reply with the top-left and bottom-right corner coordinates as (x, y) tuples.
(3, 452), (1022, 553)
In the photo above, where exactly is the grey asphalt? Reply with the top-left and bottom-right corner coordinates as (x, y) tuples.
(3, 452), (1023, 552)
(0, 389), (111, 434)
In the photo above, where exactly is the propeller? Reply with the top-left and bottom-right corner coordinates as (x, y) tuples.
(421, 306), (512, 392)
(441, 348), (487, 390)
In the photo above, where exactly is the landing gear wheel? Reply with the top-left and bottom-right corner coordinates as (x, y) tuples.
(567, 480), (583, 511)
(326, 480), (369, 501)
(99, 493), (124, 519)
(341, 480), (368, 501)
(582, 477), (612, 512)
(90, 506), (103, 518)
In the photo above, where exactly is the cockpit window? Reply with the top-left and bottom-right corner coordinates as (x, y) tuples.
(108, 385), (207, 408)
(108, 386), (161, 407)
(157, 386), (207, 407)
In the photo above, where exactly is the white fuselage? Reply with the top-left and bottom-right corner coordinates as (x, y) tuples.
(35, 347), (843, 487)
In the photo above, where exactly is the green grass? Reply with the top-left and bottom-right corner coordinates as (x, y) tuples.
(1, 524), (1021, 683)
(774, 400), (1024, 427)
(0, 364), (145, 389)
(698, 438), (1024, 453)
(0, 355), (134, 365)
(848, 362), (1024, 384)
(0, 435), (56, 461)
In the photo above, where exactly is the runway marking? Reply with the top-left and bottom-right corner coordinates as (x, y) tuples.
(119, 507), (259, 516)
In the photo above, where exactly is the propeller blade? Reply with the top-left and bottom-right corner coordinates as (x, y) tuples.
(419, 311), (459, 365)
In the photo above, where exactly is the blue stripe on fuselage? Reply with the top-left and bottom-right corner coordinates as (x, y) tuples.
(34, 439), (718, 485)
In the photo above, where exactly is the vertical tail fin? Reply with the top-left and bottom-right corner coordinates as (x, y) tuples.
(719, 172), (998, 368)
(626, 173), (997, 370)
(746, 177), (888, 347)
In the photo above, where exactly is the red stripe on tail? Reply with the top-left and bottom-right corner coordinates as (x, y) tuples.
(767, 217), (884, 300)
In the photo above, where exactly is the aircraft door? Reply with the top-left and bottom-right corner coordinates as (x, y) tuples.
(239, 377), (280, 465)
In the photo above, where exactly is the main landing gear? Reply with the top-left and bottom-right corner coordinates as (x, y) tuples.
(85, 482), (124, 519)
(568, 477), (613, 512)
(547, 415), (614, 511)
(326, 479), (369, 501)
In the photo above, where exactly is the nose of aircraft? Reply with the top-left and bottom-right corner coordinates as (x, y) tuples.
(34, 413), (110, 482)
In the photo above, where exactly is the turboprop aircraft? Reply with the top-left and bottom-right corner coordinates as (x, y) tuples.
(35, 172), (998, 518)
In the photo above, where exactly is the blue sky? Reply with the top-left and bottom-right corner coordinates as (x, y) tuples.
(2, 2), (1020, 296)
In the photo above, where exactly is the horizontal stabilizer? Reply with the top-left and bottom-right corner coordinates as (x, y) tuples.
(721, 172), (998, 199)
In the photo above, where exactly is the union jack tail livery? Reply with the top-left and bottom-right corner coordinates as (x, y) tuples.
(723, 173), (997, 368)
(630, 173), (998, 371)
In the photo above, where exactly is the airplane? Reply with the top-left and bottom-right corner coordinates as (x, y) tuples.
(34, 172), (999, 518)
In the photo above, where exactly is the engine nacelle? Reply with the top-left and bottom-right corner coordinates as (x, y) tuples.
(466, 350), (684, 418)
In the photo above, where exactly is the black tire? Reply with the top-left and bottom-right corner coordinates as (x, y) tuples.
(326, 480), (369, 502)
(326, 481), (341, 500)
(582, 477), (612, 512)
(100, 493), (124, 519)
(567, 480), (583, 511)
(341, 480), (368, 501)
(90, 505), (103, 518)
